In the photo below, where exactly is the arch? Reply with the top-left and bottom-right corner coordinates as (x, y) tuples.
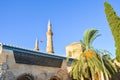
(50, 76), (61, 80)
(17, 73), (34, 80)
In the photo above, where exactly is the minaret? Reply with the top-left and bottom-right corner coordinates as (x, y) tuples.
(34, 38), (39, 51)
(46, 20), (54, 54)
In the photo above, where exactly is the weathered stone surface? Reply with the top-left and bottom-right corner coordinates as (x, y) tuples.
(4, 71), (15, 80)
(0, 48), (69, 80)
(66, 42), (83, 59)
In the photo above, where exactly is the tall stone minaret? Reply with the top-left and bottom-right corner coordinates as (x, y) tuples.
(46, 20), (54, 54)
(34, 38), (39, 51)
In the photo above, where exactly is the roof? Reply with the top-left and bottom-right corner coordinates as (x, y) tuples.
(0, 43), (74, 62)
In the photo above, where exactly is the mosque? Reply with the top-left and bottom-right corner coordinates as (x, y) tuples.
(0, 21), (83, 80)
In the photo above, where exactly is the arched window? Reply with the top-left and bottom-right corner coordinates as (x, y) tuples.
(50, 76), (61, 80)
(17, 73), (34, 80)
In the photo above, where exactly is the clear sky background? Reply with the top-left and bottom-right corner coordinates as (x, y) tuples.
(0, 0), (120, 58)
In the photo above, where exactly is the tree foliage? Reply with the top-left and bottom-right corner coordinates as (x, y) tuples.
(104, 2), (120, 62)
(70, 28), (117, 80)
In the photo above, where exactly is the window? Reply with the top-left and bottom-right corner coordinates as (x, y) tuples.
(17, 73), (34, 80)
(50, 76), (61, 80)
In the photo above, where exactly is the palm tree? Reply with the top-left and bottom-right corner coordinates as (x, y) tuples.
(80, 28), (100, 50)
(96, 50), (117, 80)
(70, 28), (102, 80)
(69, 28), (117, 80)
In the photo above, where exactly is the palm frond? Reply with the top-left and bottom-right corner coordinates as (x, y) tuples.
(83, 28), (100, 50)
(70, 28), (117, 80)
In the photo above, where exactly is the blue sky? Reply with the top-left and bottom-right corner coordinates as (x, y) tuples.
(0, 0), (120, 58)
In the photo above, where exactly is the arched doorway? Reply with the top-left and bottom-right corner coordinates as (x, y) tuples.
(17, 73), (34, 80)
(50, 76), (61, 80)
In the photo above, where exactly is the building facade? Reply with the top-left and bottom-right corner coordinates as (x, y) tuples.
(0, 21), (81, 80)
(0, 43), (73, 80)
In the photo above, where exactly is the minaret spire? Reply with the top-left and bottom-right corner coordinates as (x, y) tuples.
(34, 38), (39, 51)
(46, 20), (54, 54)
(48, 20), (52, 31)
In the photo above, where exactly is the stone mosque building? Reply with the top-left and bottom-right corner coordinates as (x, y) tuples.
(0, 21), (83, 80)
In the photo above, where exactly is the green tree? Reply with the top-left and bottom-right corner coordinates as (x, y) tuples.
(96, 50), (117, 80)
(70, 28), (102, 80)
(104, 2), (120, 62)
(69, 28), (116, 80)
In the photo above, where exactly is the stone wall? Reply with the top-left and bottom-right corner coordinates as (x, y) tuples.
(66, 42), (83, 59)
(0, 48), (70, 80)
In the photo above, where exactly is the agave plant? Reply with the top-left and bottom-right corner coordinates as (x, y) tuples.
(70, 28), (117, 80)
